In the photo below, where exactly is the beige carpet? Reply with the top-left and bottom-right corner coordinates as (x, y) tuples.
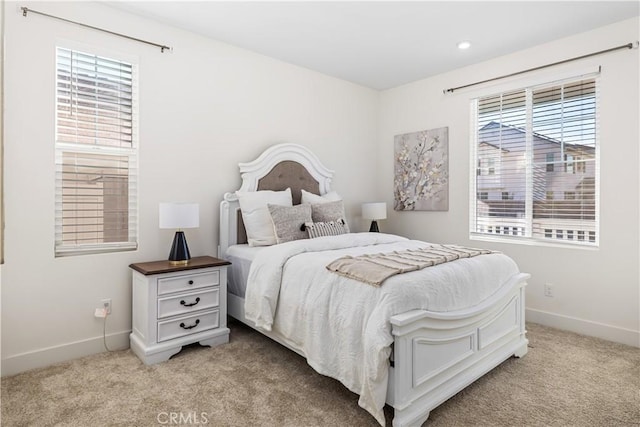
(2, 321), (638, 426)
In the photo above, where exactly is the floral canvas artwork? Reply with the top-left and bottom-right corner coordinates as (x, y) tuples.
(394, 127), (449, 211)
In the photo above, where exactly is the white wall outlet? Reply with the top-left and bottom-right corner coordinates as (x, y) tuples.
(544, 283), (554, 297)
(101, 298), (112, 315)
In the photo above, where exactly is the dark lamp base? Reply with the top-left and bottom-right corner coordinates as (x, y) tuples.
(168, 231), (191, 264)
(369, 221), (379, 232)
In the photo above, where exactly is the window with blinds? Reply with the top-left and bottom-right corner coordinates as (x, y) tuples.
(471, 76), (598, 247)
(55, 47), (138, 256)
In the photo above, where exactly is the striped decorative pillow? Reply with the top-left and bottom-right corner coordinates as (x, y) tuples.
(305, 220), (349, 238)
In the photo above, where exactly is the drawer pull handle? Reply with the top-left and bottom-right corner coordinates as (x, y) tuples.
(188, 280), (194, 285)
(180, 297), (200, 307)
(179, 319), (200, 330)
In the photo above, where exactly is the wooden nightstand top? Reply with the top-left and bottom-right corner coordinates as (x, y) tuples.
(129, 256), (231, 276)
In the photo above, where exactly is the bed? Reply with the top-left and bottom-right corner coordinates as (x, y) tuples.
(219, 143), (529, 426)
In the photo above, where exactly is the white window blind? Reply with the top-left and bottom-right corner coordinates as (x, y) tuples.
(55, 47), (138, 256)
(471, 76), (598, 247)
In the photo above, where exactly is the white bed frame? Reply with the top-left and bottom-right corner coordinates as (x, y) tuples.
(219, 143), (529, 426)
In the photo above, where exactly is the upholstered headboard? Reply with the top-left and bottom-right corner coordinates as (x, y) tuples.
(219, 143), (334, 257)
(258, 160), (320, 204)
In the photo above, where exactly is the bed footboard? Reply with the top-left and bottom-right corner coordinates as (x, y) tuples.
(387, 273), (529, 427)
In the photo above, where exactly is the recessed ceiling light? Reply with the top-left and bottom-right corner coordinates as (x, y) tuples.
(457, 41), (471, 50)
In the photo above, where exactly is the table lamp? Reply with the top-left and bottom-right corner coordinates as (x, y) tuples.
(362, 202), (387, 232)
(159, 202), (199, 265)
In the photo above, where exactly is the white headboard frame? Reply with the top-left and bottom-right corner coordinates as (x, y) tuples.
(219, 143), (334, 258)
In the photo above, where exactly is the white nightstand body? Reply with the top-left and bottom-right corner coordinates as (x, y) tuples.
(130, 262), (229, 365)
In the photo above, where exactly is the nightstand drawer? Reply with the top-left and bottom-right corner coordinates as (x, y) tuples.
(157, 288), (220, 319)
(157, 309), (220, 342)
(157, 271), (219, 295)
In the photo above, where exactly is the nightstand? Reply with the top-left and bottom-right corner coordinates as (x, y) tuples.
(129, 256), (231, 365)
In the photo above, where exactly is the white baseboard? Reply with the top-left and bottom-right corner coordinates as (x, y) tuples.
(3, 310), (637, 376)
(526, 308), (639, 348)
(1, 330), (131, 377)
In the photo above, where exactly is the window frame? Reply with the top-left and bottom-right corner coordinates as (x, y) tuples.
(469, 74), (600, 249)
(54, 45), (139, 257)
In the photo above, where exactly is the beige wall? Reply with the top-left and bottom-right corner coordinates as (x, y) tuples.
(1, 1), (379, 375)
(378, 17), (640, 346)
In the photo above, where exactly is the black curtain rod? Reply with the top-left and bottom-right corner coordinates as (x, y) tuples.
(444, 41), (638, 94)
(21, 6), (172, 53)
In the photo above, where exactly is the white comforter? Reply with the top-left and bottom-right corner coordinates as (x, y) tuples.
(244, 233), (520, 425)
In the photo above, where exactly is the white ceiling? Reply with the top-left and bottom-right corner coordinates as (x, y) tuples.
(109, 1), (640, 90)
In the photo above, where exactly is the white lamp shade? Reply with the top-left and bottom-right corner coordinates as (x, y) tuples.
(362, 202), (387, 220)
(159, 202), (200, 229)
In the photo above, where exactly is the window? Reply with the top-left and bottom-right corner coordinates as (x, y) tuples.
(564, 154), (574, 173)
(546, 153), (555, 172)
(471, 76), (598, 247)
(55, 47), (138, 256)
(487, 158), (496, 175)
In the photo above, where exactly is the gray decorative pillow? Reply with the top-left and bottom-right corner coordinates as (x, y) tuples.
(310, 200), (350, 232)
(268, 203), (312, 244)
(305, 220), (349, 238)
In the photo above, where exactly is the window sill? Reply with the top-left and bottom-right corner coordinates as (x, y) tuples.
(55, 243), (138, 258)
(469, 233), (599, 251)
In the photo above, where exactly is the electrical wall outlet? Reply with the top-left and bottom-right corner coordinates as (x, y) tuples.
(101, 298), (112, 315)
(544, 283), (554, 297)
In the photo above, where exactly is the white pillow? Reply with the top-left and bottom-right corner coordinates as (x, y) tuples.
(300, 189), (342, 204)
(236, 188), (292, 247)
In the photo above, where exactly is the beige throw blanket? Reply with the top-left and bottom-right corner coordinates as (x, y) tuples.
(326, 244), (496, 286)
